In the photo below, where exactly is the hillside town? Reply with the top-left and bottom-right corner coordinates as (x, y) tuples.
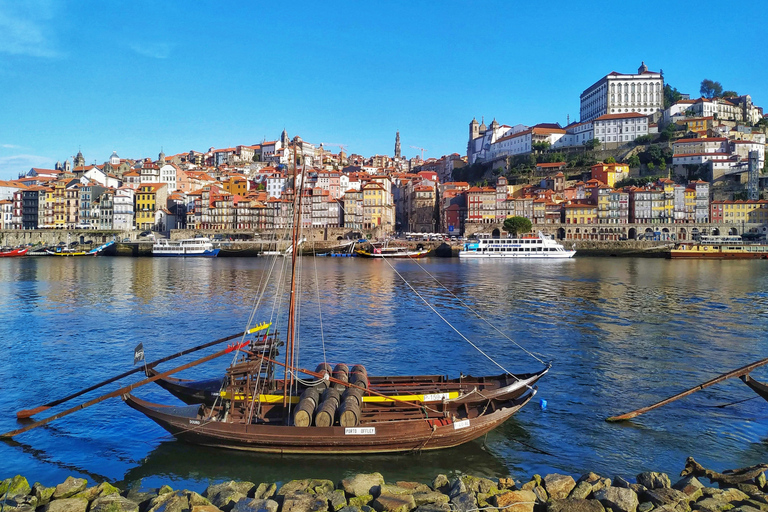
(1, 62), (766, 241)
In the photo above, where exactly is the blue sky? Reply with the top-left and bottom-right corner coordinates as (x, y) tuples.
(1, 0), (766, 180)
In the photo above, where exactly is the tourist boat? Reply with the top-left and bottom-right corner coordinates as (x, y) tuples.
(669, 235), (768, 259)
(355, 242), (429, 258)
(459, 232), (576, 258)
(123, 161), (547, 455)
(152, 238), (220, 257)
(46, 240), (116, 257)
(0, 247), (29, 257)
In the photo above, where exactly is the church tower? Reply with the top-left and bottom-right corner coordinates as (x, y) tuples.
(158, 148), (166, 164)
(394, 131), (401, 159)
(280, 128), (289, 146)
(74, 149), (85, 168)
(638, 61), (648, 74)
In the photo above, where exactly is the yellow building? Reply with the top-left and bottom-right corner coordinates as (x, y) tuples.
(136, 183), (168, 231)
(591, 162), (629, 188)
(722, 200), (768, 224)
(563, 203), (597, 224)
(684, 187), (696, 223)
(223, 176), (248, 197)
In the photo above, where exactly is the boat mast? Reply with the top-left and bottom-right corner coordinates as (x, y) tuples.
(284, 139), (305, 409)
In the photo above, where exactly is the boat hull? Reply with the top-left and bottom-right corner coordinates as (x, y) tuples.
(459, 251), (576, 259)
(740, 374), (768, 401)
(0, 248), (29, 257)
(355, 250), (429, 258)
(123, 390), (535, 454)
(153, 249), (220, 257)
(669, 250), (768, 259)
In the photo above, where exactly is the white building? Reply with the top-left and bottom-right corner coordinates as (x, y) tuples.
(593, 112), (649, 146)
(580, 62), (664, 122)
(113, 186), (135, 231)
(159, 163), (179, 192)
(489, 124), (566, 158)
(556, 121), (595, 148)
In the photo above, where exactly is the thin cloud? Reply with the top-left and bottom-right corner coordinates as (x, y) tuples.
(129, 42), (172, 59)
(0, 0), (61, 58)
(1, 144), (23, 149)
(0, 154), (56, 179)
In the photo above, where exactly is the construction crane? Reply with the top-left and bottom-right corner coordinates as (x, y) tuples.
(320, 142), (348, 154)
(410, 145), (428, 160)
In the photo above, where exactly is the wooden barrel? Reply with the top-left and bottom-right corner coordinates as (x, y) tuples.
(350, 364), (368, 389)
(338, 396), (362, 427)
(293, 387), (321, 427)
(332, 363), (349, 391)
(321, 387), (341, 405)
(314, 363), (332, 388)
(314, 395), (340, 427)
(341, 387), (364, 408)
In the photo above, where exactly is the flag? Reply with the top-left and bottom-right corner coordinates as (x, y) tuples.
(134, 343), (145, 365)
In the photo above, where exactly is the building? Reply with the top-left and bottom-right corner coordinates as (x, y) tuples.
(591, 162), (630, 188)
(580, 62), (664, 123)
(593, 112), (649, 147)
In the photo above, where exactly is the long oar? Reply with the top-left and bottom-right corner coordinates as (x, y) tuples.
(16, 322), (271, 419)
(2, 343), (247, 439)
(606, 356), (768, 422)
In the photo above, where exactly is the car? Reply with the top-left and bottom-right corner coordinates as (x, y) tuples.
(122, 238), (131, 242)
(139, 231), (152, 237)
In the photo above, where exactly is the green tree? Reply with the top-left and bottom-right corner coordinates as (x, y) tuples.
(503, 216), (532, 237)
(722, 90), (738, 98)
(252, 154), (261, 162)
(585, 138), (600, 151)
(605, 156), (616, 164)
(663, 84), (683, 108)
(532, 141), (551, 153)
(700, 79), (723, 99)
(634, 134), (654, 145)
(627, 154), (641, 168)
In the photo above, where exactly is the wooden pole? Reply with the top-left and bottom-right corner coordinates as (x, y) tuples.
(3, 345), (237, 438)
(16, 323), (270, 419)
(606, 357), (768, 422)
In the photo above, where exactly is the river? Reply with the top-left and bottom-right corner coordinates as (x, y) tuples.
(1, 256), (768, 489)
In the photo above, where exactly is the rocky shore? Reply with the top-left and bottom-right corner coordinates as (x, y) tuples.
(2, 458), (768, 512)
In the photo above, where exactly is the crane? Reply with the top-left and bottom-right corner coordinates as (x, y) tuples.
(409, 145), (428, 160)
(320, 142), (348, 154)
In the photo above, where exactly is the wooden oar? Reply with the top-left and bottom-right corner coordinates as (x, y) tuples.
(16, 322), (271, 419)
(606, 356), (768, 422)
(2, 343), (243, 439)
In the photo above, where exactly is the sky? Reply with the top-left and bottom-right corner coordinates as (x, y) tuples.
(1, 0), (766, 180)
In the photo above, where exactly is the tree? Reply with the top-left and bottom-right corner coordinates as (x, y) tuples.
(503, 216), (532, 237)
(585, 138), (600, 151)
(605, 156), (616, 164)
(722, 90), (738, 98)
(532, 141), (551, 153)
(627, 154), (641, 168)
(700, 79), (723, 99)
(252, 154), (261, 162)
(663, 84), (683, 109)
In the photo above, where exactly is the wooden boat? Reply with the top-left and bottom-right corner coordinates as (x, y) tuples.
(669, 235), (768, 259)
(46, 240), (116, 256)
(0, 247), (29, 257)
(356, 242), (428, 258)
(123, 158), (546, 454)
(740, 374), (768, 401)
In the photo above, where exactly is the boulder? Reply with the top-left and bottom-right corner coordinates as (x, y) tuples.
(90, 495), (141, 512)
(96, 482), (122, 498)
(412, 492), (449, 507)
(73, 486), (102, 502)
(413, 505), (451, 512)
(121, 489), (157, 512)
(594, 487), (639, 512)
(146, 491), (190, 512)
(743, 500), (768, 512)
(373, 492), (417, 512)
(45, 497), (89, 512)
(1, 475), (31, 497)
(1, 493), (38, 512)
(546, 475), (577, 501)
(33, 483), (56, 506)
(189, 492), (212, 508)
(732, 484), (761, 495)
(691, 497), (735, 512)
(547, 499), (606, 512)
(395, 483), (431, 494)
(338, 508), (363, 512)
(159, 486), (174, 496)
(638, 503), (654, 512)
(499, 478), (516, 491)
(380, 485), (414, 496)
(325, 490), (349, 511)
(719, 489), (750, 503)
(53, 478), (88, 500)
(205, 482), (255, 512)
(493, 490), (537, 512)
(673, 477), (705, 497)
(642, 488), (692, 509)
(349, 495), (374, 508)
(570, 482), (594, 500)
(730, 507), (763, 512)
(431, 476), (449, 495)
(341, 474), (385, 498)
(613, 478), (632, 489)
(253, 484), (277, 501)
(281, 492), (328, 512)
(637, 473), (672, 490)
(448, 493), (476, 512)
(461, 476), (498, 495)
(534, 487), (549, 504)
(192, 507), (224, 512)
(232, 497), (279, 512)
(447, 479), (467, 499)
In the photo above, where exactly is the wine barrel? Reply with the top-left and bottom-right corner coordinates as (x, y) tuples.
(338, 396), (362, 427)
(315, 362), (332, 388)
(332, 363), (349, 391)
(350, 364), (368, 389)
(321, 387), (341, 405)
(314, 395), (340, 427)
(293, 387), (321, 427)
(341, 387), (364, 408)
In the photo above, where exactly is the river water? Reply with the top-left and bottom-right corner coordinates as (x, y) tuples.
(1, 256), (768, 489)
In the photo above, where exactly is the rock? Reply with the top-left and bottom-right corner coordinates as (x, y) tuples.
(638, 503), (654, 512)
(673, 477), (705, 497)
(638, 473), (672, 491)
(232, 497), (279, 512)
(521, 481), (537, 492)
(193, 507), (224, 512)
(282, 492), (329, 512)
(691, 497), (735, 512)
(730, 507), (763, 512)
(499, 478), (516, 491)
(743, 501), (768, 512)
(413, 505), (451, 512)
(719, 489), (750, 503)
(642, 488), (692, 510)
(1, 493), (38, 512)
(73, 486), (102, 502)
(448, 492), (476, 512)
(732, 484), (761, 495)
(380, 485), (414, 496)
(594, 487), (640, 512)
(339, 508), (363, 512)
(373, 493), (417, 512)
(1, 475), (31, 497)
(494, 490), (537, 512)
(342, 474), (385, 498)
(614, 478), (632, 489)
(570, 482), (594, 500)
(189, 492), (212, 507)
(396, 483), (431, 494)
(33, 483), (56, 505)
(205, 482), (255, 512)
(146, 491), (190, 512)
(630, 485), (648, 496)
(447, 479), (467, 499)
(121, 489), (156, 512)
(546, 475), (577, 501)
(431, 476), (449, 495)
(253, 484), (277, 500)
(91, 495), (141, 512)
(45, 497), (89, 512)
(461, 476), (498, 495)
(53, 478), (88, 500)
(547, 498), (606, 512)
(756, 473), (766, 490)
(349, 496), (374, 508)
(412, 492), (449, 506)
(326, 490), (348, 511)
(97, 482), (122, 498)
(534, 487), (549, 504)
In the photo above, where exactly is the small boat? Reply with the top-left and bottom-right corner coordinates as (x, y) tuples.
(459, 232), (576, 258)
(152, 238), (220, 257)
(0, 247), (29, 258)
(46, 240), (116, 257)
(669, 235), (768, 259)
(355, 242), (429, 258)
(740, 374), (768, 401)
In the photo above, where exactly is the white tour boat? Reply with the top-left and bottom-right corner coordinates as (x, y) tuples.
(459, 232), (576, 258)
(152, 238), (220, 257)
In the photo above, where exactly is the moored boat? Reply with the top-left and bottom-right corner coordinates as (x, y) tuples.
(669, 235), (768, 259)
(0, 247), (29, 257)
(459, 232), (576, 258)
(152, 238), (220, 257)
(355, 242), (428, 258)
(46, 240), (116, 257)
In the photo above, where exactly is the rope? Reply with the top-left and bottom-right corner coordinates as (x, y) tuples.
(312, 239), (329, 368)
